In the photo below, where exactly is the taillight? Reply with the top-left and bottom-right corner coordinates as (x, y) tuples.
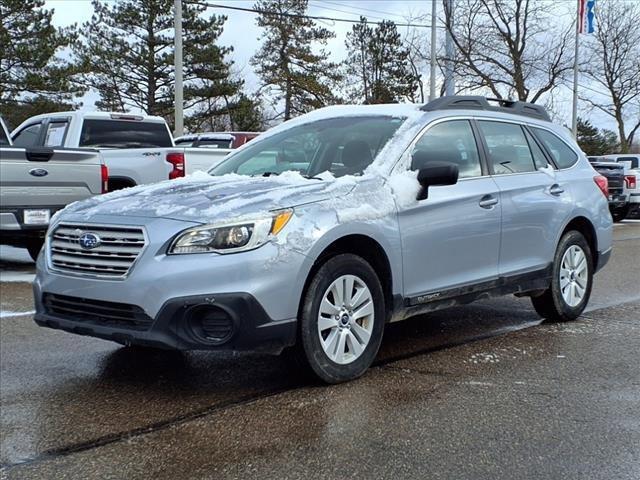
(101, 164), (109, 193)
(593, 175), (608, 197)
(167, 152), (185, 179)
(625, 174), (637, 189)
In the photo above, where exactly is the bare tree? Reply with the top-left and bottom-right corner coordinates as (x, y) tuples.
(442, 0), (573, 103)
(581, 1), (640, 153)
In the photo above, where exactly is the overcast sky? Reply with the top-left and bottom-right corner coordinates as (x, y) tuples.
(44, 0), (616, 131)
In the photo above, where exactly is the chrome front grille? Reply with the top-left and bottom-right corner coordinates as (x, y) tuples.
(49, 223), (146, 278)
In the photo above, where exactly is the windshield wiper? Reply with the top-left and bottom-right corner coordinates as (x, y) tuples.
(262, 171), (280, 177)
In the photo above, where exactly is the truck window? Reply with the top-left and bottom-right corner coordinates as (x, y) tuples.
(79, 119), (172, 148)
(44, 121), (69, 147)
(12, 123), (42, 147)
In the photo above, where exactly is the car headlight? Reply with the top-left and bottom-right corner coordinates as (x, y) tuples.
(169, 209), (293, 254)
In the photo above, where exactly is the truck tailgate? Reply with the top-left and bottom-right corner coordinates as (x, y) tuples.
(98, 147), (172, 183)
(0, 148), (103, 207)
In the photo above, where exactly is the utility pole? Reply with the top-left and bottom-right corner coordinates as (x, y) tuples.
(174, 0), (184, 136)
(444, 0), (455, 96)
(429, 0), (437, 101)
(571, 0), (580, 137)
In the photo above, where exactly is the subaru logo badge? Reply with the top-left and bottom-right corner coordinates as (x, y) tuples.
(78, 232), (101, 250)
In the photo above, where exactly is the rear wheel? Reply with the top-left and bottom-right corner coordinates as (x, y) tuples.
(531, 231), (593, 322)
(294, 254), (385, 384)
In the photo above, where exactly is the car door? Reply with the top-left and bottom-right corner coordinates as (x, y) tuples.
(397, 119), (502, 301)
(476, 120), (573, 277)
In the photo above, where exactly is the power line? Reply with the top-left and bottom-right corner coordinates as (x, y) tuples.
(310, 0), (411, 20)
(191, 1), (440, 29)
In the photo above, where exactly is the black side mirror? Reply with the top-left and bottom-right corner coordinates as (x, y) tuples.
(415, 160), (459, 200)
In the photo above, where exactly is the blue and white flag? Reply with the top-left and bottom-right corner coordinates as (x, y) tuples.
(579, 0), (596, 34)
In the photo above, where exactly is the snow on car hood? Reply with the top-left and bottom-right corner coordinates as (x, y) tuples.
(60, 170), (358, 223)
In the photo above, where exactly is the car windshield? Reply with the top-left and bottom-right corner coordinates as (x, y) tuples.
(210, 115), (406, 178)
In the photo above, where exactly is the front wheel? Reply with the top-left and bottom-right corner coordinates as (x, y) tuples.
(531, 231), (593, 322)
(295, 254), (385, 384)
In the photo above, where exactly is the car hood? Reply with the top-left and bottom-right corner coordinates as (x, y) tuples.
(61, 171), (357, 223)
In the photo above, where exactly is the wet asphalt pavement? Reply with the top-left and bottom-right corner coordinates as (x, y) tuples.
(0, 221), (639, 479)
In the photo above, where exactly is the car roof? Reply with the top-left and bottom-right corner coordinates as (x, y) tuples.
(21, 111), (167, 124)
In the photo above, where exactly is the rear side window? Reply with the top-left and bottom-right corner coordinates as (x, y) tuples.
(12, 123), (42, 147)
(44, 121), (69, 147)
(412, 120), (482, 178)
(531, 128), (578, 169)
(478, 121), (537, 174)
(79, 119), (172, 148)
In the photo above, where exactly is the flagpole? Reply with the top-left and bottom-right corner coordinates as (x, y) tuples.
(572, 0), (580, 137)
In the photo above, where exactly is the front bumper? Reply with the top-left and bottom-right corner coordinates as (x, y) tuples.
(33, 214), (313, 353)
(34, 292), (297, 353)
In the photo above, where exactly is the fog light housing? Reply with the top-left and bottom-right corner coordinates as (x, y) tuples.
(186, 305), (235, 345)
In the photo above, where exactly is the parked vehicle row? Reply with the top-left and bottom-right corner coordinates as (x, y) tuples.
(32, 96), (613, 383)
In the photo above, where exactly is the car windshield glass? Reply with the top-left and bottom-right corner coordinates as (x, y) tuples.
(210, 116), (406, 178)
(79, 119), (173, 148)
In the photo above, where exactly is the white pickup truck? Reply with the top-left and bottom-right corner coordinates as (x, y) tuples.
(10, 112), (231, 190)
(603, 154), (640, 219)
(1, 114), (107, 260)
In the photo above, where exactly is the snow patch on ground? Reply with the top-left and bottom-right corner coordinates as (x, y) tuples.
(0, 310), (35, 319)
(0, 272), (35, 283)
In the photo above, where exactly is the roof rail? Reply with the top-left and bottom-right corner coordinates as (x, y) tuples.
(420, 96), (551, 122)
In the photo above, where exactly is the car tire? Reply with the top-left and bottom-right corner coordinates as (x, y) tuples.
(611, 205), (629, 223)
(295, 254), (385, 384)
(26, 239), (44, 262)
(531, 230), (593, 322)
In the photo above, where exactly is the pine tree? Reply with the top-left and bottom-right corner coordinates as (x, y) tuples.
(0, 0), (80, 117)
(345, 17), (418, 104)
(577, 118), (619, 156)
(251, 0), (342, 121)
(75, 0), (240, 127)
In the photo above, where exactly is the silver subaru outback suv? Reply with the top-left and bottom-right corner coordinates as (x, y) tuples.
(34, 97), (613, 383)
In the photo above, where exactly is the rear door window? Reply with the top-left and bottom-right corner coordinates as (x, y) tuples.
(44, 121), (69, 147)
(531, 128), (578, 169)
(478, 121), (537, 174)
(79, 119), (173, 148)
(12, 123), (42, 147)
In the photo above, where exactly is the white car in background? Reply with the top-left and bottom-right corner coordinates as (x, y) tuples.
(603, 154), (640, 219)
(11, 112), (230, 189)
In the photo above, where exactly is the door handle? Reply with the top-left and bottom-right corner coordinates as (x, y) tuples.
(479, 194), (499, 209)
(549, 184), (565, 196)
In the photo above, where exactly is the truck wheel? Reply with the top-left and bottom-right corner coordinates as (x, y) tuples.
(295, 254), (385, 384)
(531, 231), (593, 322)
(611, 205), (629, 223)
(26, 239), (44, 262)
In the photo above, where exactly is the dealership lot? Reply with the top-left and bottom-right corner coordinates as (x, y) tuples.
(0, 220), (638, 479)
